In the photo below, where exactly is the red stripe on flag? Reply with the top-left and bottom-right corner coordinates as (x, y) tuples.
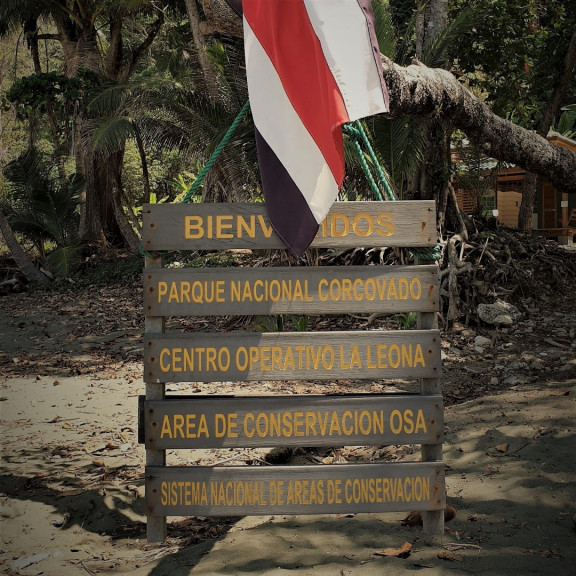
(243, 0), (348, 185)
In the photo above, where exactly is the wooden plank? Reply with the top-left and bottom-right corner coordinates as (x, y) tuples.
(146, 462), (445, 517)
(144, 254), (167, 542)
(144, 330), (441, 383)
(142, 201), (437, 251)
(144, 265), (438, 317)
(144, 394), (443, 449)
(417, 300), (444, 536)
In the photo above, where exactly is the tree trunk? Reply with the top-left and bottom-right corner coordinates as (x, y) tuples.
(196, 1), (576, 196)
(56, 10), (164, 249)
(518, 172), (538, 230)
(0, 209), (50, 285)
(517, 28), (576, 230)
(112, 187), (140, 252)
(134, 127), (151, 205)
(185, 0), (222, 102)
(411, 1), (463, 234)
(94, 148), (129, 246)
(77, 129), (107, 248)
(197, 0), (243, 37)
(380, 57), (576, 194)
(24, 17), (68, 184)
(415, 0), (448, 59)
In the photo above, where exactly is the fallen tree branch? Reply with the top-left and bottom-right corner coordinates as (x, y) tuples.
(380, 57), (576, 194)
(198, 1), (576, 195)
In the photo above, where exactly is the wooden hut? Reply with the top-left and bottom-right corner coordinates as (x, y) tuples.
(454, 132), (576, 244)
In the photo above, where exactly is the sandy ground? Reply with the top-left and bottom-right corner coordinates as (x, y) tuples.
(1, 289), (575, 575)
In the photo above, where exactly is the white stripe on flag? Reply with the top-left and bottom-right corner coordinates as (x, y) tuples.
(303, 0), (389, 120)
(244, 17), (339, 223)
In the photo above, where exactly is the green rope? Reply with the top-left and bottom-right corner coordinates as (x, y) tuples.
(181, 100), (251, 204)
(139, 100), (251, 257)
(342, 120), (441, 261)
(410, 244), (443, 261)
(345, 128), (383, 200)
(342, 121), (395, 201)
(141, 101), (440, 261)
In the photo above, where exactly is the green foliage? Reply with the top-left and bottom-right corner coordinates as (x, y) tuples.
(393, 312), (417, 330)
(449, 0), (576, 126)
(205, 40), (229, 75)
(371, 0), (397, 59)
(387, 0), (417, 35)
(452, 131), (498, 216)
(5, 72), (82, 120)
(553, 104), (576, 138)
(2, 148), (82, 276)
(169, 170), (201, 202)
(290, 315), (309, 332)
(75, 254), (144, 286)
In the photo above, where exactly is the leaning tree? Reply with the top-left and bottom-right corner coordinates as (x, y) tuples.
(191, 0), (576, 203)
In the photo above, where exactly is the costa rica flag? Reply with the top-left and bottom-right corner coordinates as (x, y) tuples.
(228, 0), (389, 256)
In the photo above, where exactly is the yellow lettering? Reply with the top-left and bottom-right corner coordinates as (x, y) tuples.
(376, 212), (394, 236)
(237, 215), (256, 238)
(160, 415), (172, 439)
(184, 215), (203, 239)
(330, 213), (349, 237)
(415, 409), (427, 433)
(216, 215), (233, 238)
(157, 281), (167, 302)
(352, 213), (373, 237)
(159, 348), (172, 372)
(258, 214), (274, 238)
(414, 344), (425, 367)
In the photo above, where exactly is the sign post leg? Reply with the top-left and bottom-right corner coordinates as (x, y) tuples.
(418, 307), (444, 536)
(145, 255), (167, 542)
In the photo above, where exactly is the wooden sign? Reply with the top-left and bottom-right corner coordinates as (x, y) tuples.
(144, 265), (438, 316)
(144, 330), (441, 383)
(143, 394), (443, 449)
(146, 462), (445, 516)
(142, 200), (445, 542)
(142, 201), (436, 251)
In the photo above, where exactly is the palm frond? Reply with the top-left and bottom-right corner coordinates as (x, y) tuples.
(393, 5), (425, 66)
(371, 0), (396, 59)
(422, 6), (479, 68)
(45, 245), (81, 278)
(92, 117), (137, 152)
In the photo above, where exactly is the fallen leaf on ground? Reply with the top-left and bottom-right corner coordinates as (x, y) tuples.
(373, 542), (412, 558)
(438, 549), (464, 562)
(401, 511), (422, 526)
(495, 443), (508, 452)
(445, 505), (457, 522)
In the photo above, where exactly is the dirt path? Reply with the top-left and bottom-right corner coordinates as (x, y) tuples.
(1, 283), (575, 575)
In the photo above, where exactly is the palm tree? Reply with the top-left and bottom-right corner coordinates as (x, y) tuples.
(0, 208), (50, 284)
(0, 0), (168, 249)
(366, 1), (476, 235)
(88, 33), (259, 212)
(2, 148), (83, 277)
